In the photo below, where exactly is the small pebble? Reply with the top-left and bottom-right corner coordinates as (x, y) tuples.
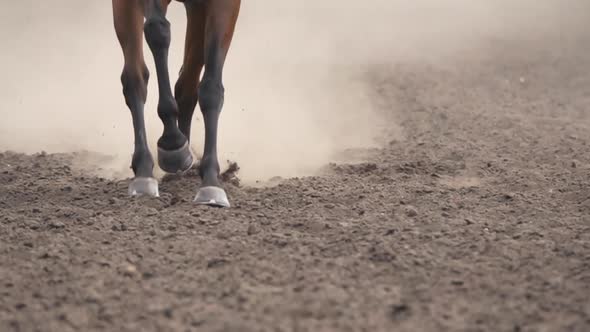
(123, 264), (138, 277)
(26, 220), (40, 230)
(163, 308), (173, 318)
(216, 232), (231, 240)
(207, 258), (228, 269)
(146, 208), (159, 216)
(85, 289), (102, 303)
(49, 221), (65, 229)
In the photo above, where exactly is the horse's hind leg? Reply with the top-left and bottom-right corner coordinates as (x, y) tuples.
(193, 0), (241, 208)
(112, 0), (158, 197)
(175, 2), (206, 142)
(144, 0), (194, 174)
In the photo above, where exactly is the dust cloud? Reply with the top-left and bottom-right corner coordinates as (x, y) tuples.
(0, 1), (587, 183)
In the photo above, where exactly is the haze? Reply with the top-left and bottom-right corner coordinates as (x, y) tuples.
(0, 0), (586, 182)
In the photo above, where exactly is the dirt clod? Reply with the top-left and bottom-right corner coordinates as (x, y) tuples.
(48, 220), (65, 229)
(220, 161), (240, 187)
(405, 206), (418, 217)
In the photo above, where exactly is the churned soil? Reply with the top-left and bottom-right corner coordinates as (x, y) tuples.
(1, 37), (590, 331)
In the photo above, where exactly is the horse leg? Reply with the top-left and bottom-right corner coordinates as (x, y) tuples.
(175, 2), (206, 143)
(144, 0), (194, 174)
(193, 0), (241, 208)
(112, 0), (158, 197)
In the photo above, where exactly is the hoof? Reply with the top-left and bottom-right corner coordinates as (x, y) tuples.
(158, 141), (194, 174)
(194, 186), (230, 208)
(128, 177), (159, 197)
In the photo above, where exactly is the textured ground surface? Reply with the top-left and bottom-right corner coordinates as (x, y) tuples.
(2, 30), (590, 332)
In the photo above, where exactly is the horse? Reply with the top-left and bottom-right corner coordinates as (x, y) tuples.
(111, 0), (240, 207)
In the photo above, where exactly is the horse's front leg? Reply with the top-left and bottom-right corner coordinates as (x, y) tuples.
(144, 0), (194, 174)
(193, 0), (241, 208)
(113, 0), (158, 197)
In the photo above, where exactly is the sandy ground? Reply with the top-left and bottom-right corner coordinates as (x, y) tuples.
(2, 15), (590, 332)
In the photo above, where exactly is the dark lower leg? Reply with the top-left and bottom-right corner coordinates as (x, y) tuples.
(144, 5), (186, 151)
(121, 65), (154, 178)
(196, 0), (240, 189)
(198, 75), (224, 187)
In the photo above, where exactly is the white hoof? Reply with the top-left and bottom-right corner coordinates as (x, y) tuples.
(194, 186), (230, 208)
(128, 177), (159, 197)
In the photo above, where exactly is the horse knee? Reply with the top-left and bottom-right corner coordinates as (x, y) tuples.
(121, 65), (149, 106)
(144, 17), (171, 52)
(198, 78), (224, 113)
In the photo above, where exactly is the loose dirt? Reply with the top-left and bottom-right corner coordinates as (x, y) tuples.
(1, 24), (590, 332)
